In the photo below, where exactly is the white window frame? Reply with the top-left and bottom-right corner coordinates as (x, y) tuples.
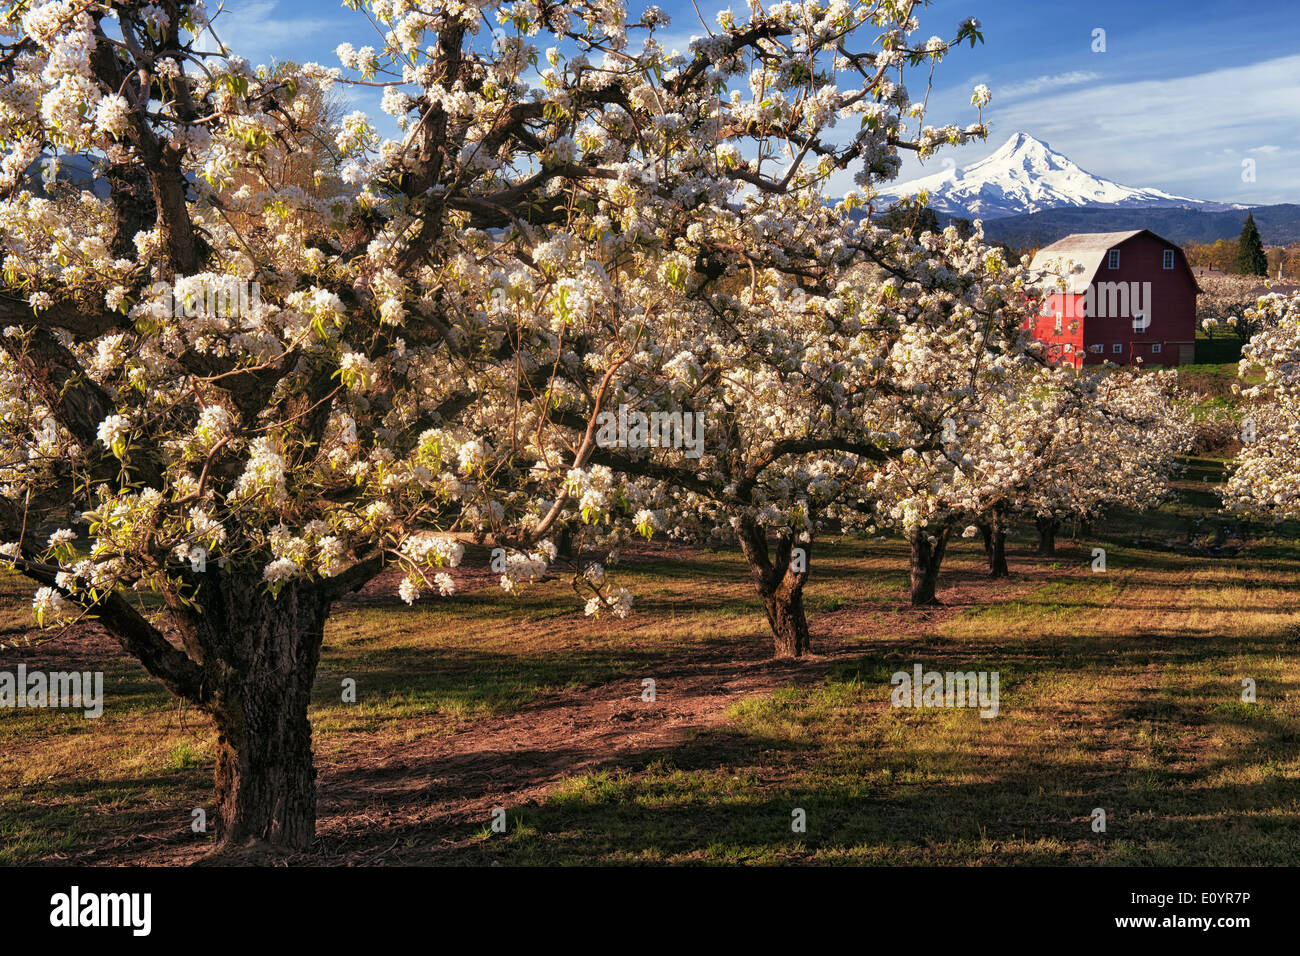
(1162, 249), (1175, 269)
(1108, 249), (1121, 269)
(1063, 343), (1073, 353)
(1089, 344), (1104, 354)
(1112, 343), (1123, 354)
(1151, 343), (1162, 353)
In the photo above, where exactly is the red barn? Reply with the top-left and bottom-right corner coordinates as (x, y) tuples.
(1027, 229), (1199, 367)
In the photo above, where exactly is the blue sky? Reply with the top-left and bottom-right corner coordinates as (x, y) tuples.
(207, 0), (1300, 204)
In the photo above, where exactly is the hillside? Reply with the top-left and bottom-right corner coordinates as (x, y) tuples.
(981, 204), (1300, 248)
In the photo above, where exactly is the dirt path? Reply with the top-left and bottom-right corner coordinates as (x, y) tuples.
(313, 640), (858, 864)
(48, 569), (1033, 866)
(81, 635), (864, 866)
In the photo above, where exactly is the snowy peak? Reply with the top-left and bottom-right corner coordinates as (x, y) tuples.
(876, 133), (1230, 219)
(968, 132), (1074, 177)
(978, 130), (1051, 165)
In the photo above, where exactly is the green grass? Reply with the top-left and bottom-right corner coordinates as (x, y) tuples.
(3, 466), (1300, 865)
(1193, 336), (1243, 366)
(477, 482), (1300, 865)
(484, 548), (1300, 864)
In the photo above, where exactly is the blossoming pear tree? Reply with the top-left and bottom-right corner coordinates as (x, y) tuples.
(1222, 293), (1300, 521)
(845, 253), (1192, 602)
(1016, 369), (1192, 559)
(1196, 274), (1280, 349)
(514, 220), (1035, 652)
(0, 0), (991, 847)
(833, 232), (1048, 603)
(518, 237), (909, 659)
(355, 0), (992, 661)
(931, 364), (1188, 578)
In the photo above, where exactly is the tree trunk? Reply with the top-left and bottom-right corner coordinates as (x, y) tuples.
(988, 510), (1009, 578)
(1036, 516), (1058, 556)
(761, 579), (811, 658)
(736, 519), (812, 659)
(196, 578), (329, 851)
(909, 526), (950, 606)
(556, 524), (575, 561)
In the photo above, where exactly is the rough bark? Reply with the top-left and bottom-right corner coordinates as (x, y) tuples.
(909, 526), (951, 606)
(556, 524), (575, 561)
(988, 509), (1009, 579)
(104, 160), (156, 260)
(762, 577), (811, 659)
(1036, 516), (1059, 556)
(3, 548), (327, 851)
(193, 576), (329, 850)
(735, 518), (811, 658)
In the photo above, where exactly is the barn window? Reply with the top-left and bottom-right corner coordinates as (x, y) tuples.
(1152, 343), (1162, 353)
(1163, 249), (1175, 269)
(1089, 344), (1104, 353)
(1107, 249), (1120, 269)
(1112, 343), (1123, 353)
(1063, 344), (1073, 353)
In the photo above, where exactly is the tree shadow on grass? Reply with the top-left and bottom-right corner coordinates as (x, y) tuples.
(318, 705), (1300, 866)
(457, 699), (1300, 865)
(355, 615), (1300, 865)
(14, 516), (1300, 866)
(6, 770), (213, 866)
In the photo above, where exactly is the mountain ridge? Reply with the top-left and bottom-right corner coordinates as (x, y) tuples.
(978, 203), (1300, 249)
(875, 133), (1243, 220)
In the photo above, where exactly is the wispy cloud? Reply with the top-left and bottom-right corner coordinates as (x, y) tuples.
(997, 70), (1100, 99)
(198, 0), (348, 68)
(981, 54), (1300, 203)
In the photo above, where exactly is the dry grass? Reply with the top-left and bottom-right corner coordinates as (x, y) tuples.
(2, 459), (1298, 865)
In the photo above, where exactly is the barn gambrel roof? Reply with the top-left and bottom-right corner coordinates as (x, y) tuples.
(1027, 229), (1197, 295)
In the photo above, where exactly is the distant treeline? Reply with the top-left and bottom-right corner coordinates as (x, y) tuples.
(979, 203), (1300, 249)
(869, 202), (1300, 278)
(1183, 237), (1300, 280)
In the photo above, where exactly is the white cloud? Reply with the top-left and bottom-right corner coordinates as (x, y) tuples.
(974, 55), (1300, 203)
(198, 0), (346, 69)
(997, 70), (1100, 99)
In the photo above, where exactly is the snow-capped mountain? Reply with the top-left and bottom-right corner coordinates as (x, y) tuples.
(876, 132), (1238, 219)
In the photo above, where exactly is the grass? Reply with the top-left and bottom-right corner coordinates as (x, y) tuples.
(3, 460), (1300, 865)
(486, 590), (1300, 868)
(1177, 361), (1249, 401)
(486, 540), (1300, 864)
(479, 465), (1300, 865)
(1193, 335), (1243, 366)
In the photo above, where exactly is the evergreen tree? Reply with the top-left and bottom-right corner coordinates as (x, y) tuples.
(878, 202), (940, 238)
(1238, 213), (1269, 276)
